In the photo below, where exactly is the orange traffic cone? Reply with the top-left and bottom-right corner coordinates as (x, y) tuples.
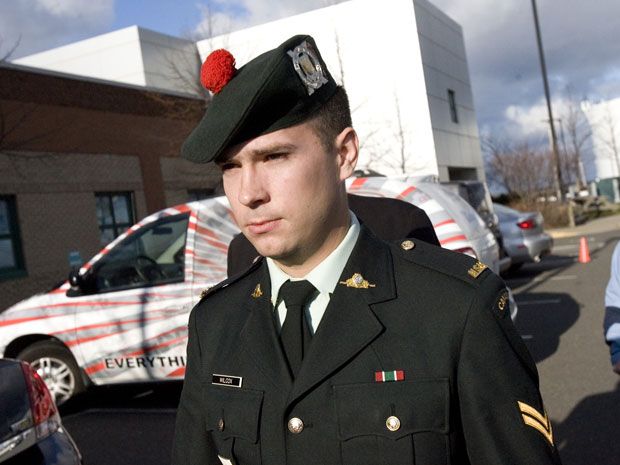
(578, 236), (591, 264)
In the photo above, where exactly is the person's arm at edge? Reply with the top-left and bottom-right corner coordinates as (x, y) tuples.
(172, 308), (219, 465)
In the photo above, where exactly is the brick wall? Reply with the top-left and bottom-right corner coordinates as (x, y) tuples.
(0, 151), (147, 310)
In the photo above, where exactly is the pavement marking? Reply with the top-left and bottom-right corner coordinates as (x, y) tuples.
(516, 298), (562, 305)
(553, 244), (579, 251)
(521, 335), (534, 340)
(549, 275), (577, 281)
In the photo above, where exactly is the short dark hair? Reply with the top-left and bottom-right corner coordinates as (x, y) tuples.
(307, 86), (352, 151)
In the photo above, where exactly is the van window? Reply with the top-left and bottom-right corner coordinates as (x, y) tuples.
(92, 213), (189, 293)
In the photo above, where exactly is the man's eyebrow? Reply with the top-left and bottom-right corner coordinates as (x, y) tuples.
(249, 143), (297, 156)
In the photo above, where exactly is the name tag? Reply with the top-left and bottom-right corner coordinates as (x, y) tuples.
(212, 374), (243, 388)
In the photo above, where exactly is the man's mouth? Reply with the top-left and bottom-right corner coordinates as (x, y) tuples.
(246, 219), (280, 235)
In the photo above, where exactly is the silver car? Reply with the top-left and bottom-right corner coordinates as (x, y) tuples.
(493, 203), (553, 271)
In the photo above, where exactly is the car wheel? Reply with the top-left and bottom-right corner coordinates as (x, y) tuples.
(18, 340), (85, 405)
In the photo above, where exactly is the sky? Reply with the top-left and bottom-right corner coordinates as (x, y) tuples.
(1, 0), (619, 144)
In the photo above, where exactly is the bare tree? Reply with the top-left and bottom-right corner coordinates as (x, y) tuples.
(598, 102), (620, 177)
(484, 136), (554, 202)
(560, 88), (591, 189)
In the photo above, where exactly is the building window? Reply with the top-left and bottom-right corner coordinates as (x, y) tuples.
(0, 195), (26, 279)
(447, 89), (459, 124)
(188, 188), (215, 202)
(95, 192), (135, 246)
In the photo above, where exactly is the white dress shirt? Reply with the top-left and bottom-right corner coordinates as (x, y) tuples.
(267, 212), (360, 334)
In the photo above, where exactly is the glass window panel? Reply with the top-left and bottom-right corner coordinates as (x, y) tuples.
(93, 214), (188, 292)
(0, 239), (16, 268)
(112, 195), (131, 224)
(96, 196), (113, 226)
(100, 228), (116, 247)
(0, 200), (9, 235)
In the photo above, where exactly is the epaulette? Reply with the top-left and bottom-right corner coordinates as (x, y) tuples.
(197, 256), (264, 304)
(390, 238), (491, 287)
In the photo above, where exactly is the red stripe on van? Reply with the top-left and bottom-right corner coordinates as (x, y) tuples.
(167, 367), (186, 377)
(434, 219), (457, 228)
(440, 234), (467, 245)
(397, 186), (416, 199)
(0, 314), (68, 327)
(349, 178), (367, 190)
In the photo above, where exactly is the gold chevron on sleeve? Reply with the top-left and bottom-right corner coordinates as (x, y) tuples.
(518, 401), (554, 446)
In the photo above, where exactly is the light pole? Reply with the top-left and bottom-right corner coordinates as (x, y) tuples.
(531, 0), (563, 200)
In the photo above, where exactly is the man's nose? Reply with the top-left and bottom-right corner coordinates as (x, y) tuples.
(238, 166), (269, 207)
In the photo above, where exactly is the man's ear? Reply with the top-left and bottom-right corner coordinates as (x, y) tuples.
(335, 127), (359, 181)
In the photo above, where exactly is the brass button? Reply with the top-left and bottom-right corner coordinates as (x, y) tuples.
(401, 240), (415, 251)
(386, 415), (401, 432)
(217, 418), (225, 431)
(287, 417), (304, 434)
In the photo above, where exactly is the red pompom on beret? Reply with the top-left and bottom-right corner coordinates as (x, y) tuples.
(200, 49), (237, 94)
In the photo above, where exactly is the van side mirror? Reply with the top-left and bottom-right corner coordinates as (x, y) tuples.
(68, 268), (83, 289)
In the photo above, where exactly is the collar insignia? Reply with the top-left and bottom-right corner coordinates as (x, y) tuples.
(251, 283), (263, 299)
(468, 261), (488, 279)
(340, 273), (376, 289)
(518, 401), (554, 446)
(288, 40), (328, 96)
(200, 287), (212, 299)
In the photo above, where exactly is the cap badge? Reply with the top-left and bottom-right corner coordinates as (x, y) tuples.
(339, 273), (376, 289)
(288, 40), (328, 95)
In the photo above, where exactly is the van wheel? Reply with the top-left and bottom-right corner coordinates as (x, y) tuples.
(18, 340), (85, 405)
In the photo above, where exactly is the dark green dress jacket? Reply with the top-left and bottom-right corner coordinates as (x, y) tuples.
(173, 227), (562, 465)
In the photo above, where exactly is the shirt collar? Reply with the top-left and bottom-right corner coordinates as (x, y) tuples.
(267, 212), (360, 305)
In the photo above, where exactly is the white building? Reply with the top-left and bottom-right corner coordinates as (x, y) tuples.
(14, 0), (484, 182)
(14, 26), (201, 96)
(581, 98), (620, 201)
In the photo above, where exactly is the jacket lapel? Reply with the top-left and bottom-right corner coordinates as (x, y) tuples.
(287, 227), (396, 405)
(238, 262), (293, 392)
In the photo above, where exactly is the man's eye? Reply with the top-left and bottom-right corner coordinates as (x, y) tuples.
(265, 153), (287, 161)
(219, 163), (238, 172)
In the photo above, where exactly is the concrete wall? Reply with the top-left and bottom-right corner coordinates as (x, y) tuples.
(14, 26), (200, 97)
(414, 0), (484, 181)
(582, 98), (620, 182)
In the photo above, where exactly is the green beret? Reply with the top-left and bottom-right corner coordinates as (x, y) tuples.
(182, 34), (338, 163)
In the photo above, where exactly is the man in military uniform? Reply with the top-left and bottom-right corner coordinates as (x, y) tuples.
(173, 35), (562, 465)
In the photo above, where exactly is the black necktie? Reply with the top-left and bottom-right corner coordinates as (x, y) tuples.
(279, 280), (316, 377)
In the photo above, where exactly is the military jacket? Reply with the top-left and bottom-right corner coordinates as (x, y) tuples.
(173, 227), (562, 465)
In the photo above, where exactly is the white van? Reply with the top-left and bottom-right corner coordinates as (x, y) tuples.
(0, 178), (513, 403)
